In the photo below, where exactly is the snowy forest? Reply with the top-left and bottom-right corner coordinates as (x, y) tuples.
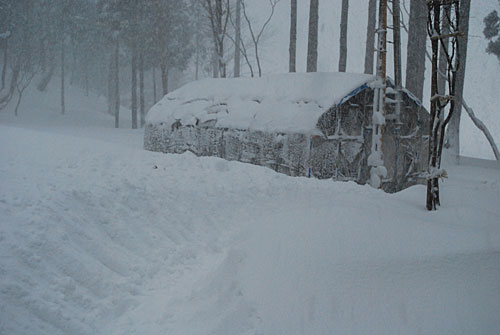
(1, 0), (500, 334)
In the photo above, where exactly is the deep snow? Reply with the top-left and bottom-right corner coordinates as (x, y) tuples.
(1, 83), (500, 334)
(147, 72), (374, 134)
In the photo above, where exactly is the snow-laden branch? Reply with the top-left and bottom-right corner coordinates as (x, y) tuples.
(461, 100), (500, 160)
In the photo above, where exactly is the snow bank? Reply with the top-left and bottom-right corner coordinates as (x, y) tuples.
(146, 72), (374, 134)
(1, 123), (499, 335)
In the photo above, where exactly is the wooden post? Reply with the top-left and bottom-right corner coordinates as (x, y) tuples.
(368, 0), (387, 189)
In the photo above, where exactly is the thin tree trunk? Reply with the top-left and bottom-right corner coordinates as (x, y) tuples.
(216, 0), (226, 78)
(306, 0), (319, 72)
(160, 63), (168, 96)
(427, 1), (441, 211)
(1, 9), (9, 92)
(61, 39), (65, 115)
(234, 0), (241, 77)
(338, 0), (348, 72)
(40, 39), (46, 74)
(1, 38), (8, 91)
(108, 52), (114, 114)
(364, 0), (376, 75)
(447, 0), (471, 158)
(392, 0), (402, 121)
(195, 38), (200, 80)
(114, 38), (120, 129)
(139, 50), (145, 128)
(131, 49), (138, 129)
(152, 66), (157, 103)
(438, 5), (450, 96)
(289, 0), (297, 72)
(405, 0), (427, 101)
(84, 58), (89, 97)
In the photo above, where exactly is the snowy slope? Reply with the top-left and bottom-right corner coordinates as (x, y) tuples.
(1, 91), (500, 334)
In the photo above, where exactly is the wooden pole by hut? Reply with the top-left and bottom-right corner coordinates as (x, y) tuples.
(368, 0), (388, 188)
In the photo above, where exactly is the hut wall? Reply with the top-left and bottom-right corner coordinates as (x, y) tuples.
(144, 124), (310, 177)
(144, 87), (429, 193)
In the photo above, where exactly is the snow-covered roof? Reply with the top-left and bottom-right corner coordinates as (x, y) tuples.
(146, 72), (375, 134)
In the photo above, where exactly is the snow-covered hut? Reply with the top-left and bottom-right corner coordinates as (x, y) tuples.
(144, 72), (428, 192)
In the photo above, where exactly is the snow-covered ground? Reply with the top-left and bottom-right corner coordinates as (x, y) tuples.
(1, 82), (500, 334)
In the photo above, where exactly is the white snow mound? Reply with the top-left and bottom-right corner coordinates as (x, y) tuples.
(146, 72), (375, 134)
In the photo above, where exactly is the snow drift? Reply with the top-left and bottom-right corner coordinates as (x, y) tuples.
(1, 123), (500, 334)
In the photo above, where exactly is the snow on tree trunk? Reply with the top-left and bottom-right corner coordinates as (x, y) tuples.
(307, 0), (319, 72)
(338, 0), (348, 72)
(364, 0), (376, 75)
(406, 0), (427, 101)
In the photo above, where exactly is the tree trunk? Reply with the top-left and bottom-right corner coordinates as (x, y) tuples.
(392, 0), (402, 122)
(1, 9), (9, 92)
(447, 0), (471, 158)
(160, 63), (168, 96)
(153, 66), (157, 103)
(338, 0), (348, 72)
(234, 0), (241, 77)
(405, 0), (427, 101)
(364, 0), (377, 75)
(1, 38), (7, 91)
(215, 0), (226, 78)
(306, 0), (319, 72)
(131, 49), (138, 129)
(427, 2), (441, 211)
(289, 0), (297, 72)
(114, 38), (120, 129)
(139, 50), (145, 128)
(61, 38), (65, 115)
(438, 5), (450, 96)
(108, 52), (114, 115)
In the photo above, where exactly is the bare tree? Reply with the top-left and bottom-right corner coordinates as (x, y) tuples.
(338, 0), (348, 72)
(307, 0), (319, 72)
(241, 0), (280, 77)
(426, 0), (461, 210)
(203, 0), (230, 78)
(364, 0), (376, 74)
(14, 65), (36, 116)
(406, 0), (427, 100)
(289, 0), (297, 72)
